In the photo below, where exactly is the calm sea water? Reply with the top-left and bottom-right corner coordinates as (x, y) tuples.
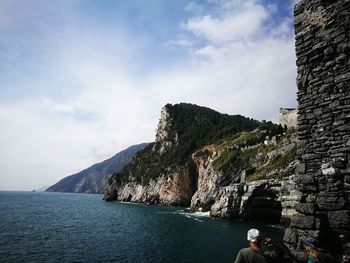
(0, 191), (283, 263)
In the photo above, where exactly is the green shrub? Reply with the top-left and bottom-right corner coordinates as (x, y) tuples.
(250, 146), (297, 181)
(213, 147), (259, 176)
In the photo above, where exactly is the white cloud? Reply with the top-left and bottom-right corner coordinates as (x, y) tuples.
(0, 0), (297, 190)
(184, 0), (270, 43)
(0, 74), (157, 190)
(0, 16), (158, 190)
(180, 0), (296, 117)
(144, 38), (296, 121)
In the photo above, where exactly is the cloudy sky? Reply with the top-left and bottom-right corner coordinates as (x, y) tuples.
(0, 0), (299, 191)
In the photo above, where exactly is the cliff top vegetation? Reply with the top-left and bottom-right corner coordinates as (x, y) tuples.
(108, 103), (285, 186)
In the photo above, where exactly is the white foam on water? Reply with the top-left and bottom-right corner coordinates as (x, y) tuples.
(191, 211), (210, 217)
(119, 201), (144, 206)
(184, 214), (204, 222)
(178, 210), (210, 222)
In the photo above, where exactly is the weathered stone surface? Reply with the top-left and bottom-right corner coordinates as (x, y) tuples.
(328, 210), (350, 229)
(285, 0), (350, 260)
(290, 214), (315, 229)
(154, 106), (178, 154)
(296, 174), (315, 184)
(295, 203), (316, 215)
(112, 169), (195, 206)
(324, 46), (335, 56)
(321, 167), (336, 176)
(207, 177), (299, 222)
(283, 227), (298, 245)
(209, 185), (243, 219)
(190, 147), (225, 210)
(345, 175), (350, 184)
(295, 163), (306, 174)
(295, 175), (317, 192)
(317, 191), (346, 211)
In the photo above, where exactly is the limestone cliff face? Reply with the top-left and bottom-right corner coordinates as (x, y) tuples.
(190, 145), (223, 209)
(154, 106), (178, 154)
(104, 165), (196, 206)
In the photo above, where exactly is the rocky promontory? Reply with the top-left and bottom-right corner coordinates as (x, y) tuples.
(104, 103), (299, 224)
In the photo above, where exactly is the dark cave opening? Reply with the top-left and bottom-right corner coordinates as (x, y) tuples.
(242, 188), (282, 224)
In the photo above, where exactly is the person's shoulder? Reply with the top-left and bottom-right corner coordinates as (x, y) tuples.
(239, 247), (254, 255)
(236, 247), (254, 258)
(241, 247), (263, 258)
(234, 248), (250, 263)
(240, 247), (252, 252)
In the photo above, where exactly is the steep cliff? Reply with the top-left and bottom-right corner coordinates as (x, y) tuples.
(190, 129), (299, 223)
(103, 103), (295, 219)
(47, 143), (148, 193)
(103, 103), (268, 202)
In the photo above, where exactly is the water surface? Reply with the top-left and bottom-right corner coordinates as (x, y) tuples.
(0, 191), (283, 262)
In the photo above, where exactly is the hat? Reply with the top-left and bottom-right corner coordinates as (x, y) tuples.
(247, 229), (260, 242)
(303, 236), (319, 248)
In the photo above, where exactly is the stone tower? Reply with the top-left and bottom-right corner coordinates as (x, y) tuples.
(284, 0), (350, 262)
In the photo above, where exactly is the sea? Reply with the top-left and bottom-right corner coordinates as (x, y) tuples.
(0, 191), (283, 263)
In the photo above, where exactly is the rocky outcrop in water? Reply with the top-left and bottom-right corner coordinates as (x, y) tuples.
(104, 164), (196, 206)
(208, 176), (301, 224)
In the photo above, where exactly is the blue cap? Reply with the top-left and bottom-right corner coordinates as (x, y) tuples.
(303, 236), (319, 248)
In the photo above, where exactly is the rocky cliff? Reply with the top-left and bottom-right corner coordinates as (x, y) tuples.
(47, 143), (148, 193)
(104, 103), (298, 223)
(104, 103), (263, 203)
(189, 129), (300, 223)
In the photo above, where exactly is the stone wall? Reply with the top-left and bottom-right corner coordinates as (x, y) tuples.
(284, 0), (350, 262)
(279, 108), (298, 129)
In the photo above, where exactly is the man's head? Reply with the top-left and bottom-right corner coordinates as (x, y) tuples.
(247, 229), (262, 245)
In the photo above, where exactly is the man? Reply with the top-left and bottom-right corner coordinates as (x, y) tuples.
(234, 229), (277, 263)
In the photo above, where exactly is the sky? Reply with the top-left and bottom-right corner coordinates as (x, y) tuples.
(0, 0), (299, 191)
